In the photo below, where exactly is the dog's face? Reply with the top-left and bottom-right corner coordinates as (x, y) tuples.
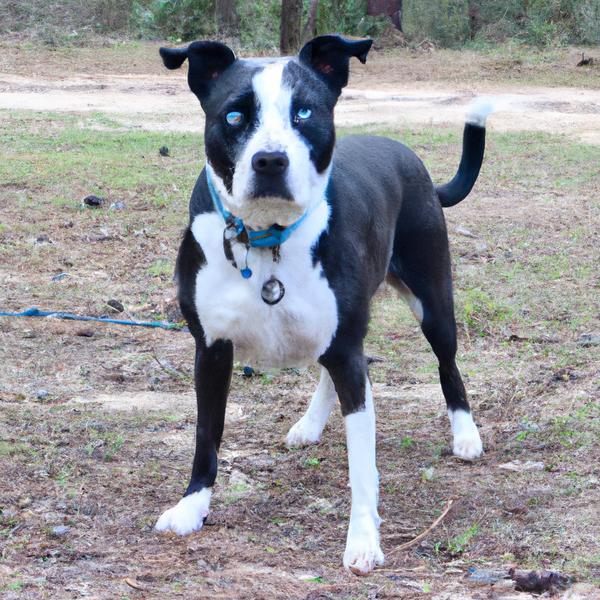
(161, 36), (372, 228)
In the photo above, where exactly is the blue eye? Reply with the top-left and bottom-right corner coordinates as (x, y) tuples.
(226, 111), (244, 126)
(295, 107), (312, 121)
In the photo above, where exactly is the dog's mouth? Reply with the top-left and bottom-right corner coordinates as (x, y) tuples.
(234, 196), (304, 229)
(250, 175), (293, 204)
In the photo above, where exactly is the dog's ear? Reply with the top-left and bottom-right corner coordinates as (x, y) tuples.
(159, 41), (236, 103)
(299, 34), (372, 96)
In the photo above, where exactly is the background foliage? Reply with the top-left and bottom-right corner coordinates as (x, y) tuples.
(1, 0), (599, 48)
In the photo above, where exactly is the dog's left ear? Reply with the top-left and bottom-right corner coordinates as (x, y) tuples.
(299, 34), (372, 97)
(159, 41), (236, 104)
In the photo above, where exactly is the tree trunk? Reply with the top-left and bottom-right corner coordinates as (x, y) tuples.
(215, 0), (238, 33)
(301, 0), (319, 42)
(468, 1), (481, 40)
(280, 0), (303, 54)
(367, 0), (403, 31)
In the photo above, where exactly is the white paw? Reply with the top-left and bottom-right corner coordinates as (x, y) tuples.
(285, 416), (323, 448)
(343, 528), (384, 576)
(453, 432), (483, 460)
(449, 409), (483, 461)
(155, 488), (211, 536)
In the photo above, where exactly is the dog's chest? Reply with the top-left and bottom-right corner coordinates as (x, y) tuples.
(190, 207), (338, 368)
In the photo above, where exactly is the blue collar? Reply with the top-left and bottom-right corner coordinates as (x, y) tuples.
(206, 169), (310, 248)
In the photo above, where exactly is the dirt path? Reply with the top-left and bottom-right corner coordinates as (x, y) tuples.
(2, 71), (600, 143)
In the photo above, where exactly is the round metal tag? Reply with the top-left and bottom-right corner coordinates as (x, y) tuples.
(261, 277), (285, 305)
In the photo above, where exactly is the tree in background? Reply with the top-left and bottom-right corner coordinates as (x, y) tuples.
(10, 0), (597, 49)
(367, 0), (403, 31)
(280, 0), (303, 53)
(301, 0), (320, 41)
(215, 0), (238, 34)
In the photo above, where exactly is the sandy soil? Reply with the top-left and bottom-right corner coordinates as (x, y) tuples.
(2, 64), (600, 143)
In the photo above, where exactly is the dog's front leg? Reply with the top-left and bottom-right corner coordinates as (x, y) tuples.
(156, 338), (233, 535)
(322, 352), (383, 575)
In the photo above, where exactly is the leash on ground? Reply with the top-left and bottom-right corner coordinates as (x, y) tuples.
(0, 307), (184, 331)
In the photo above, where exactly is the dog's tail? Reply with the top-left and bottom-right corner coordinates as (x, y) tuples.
(436, 98), (494, 208)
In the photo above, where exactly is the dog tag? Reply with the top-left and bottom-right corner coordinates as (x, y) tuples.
(224, 223), (239, 240)
(261, 277), (285, 305)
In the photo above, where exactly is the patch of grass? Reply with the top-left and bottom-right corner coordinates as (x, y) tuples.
(147, 260), (173, 278)
(0, 110), (202, 205)
(398, 436), (414, 451)
(460, 287), (513, 337)
(0, 441), (32, 457)
(435, 523), (479, 558)
(302, 576), (324, 584)
(4, 579), (24, 592)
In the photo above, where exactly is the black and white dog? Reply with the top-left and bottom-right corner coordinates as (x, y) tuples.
(155, 35), (488, 575)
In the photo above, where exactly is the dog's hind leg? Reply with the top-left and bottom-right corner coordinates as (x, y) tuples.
(285, 366), (337, 447)
(155, 338), (233, 535)
(388, 217), (482, 460)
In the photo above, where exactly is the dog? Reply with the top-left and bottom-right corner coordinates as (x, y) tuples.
(155, 35), (487, 575)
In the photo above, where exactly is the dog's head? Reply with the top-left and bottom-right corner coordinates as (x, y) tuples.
(160, 35), (372, 228)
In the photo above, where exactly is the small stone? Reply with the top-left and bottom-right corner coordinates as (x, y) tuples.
(229, 469), (251, 487)
(106, 299), (124, 313)
(455, 225), (477, 238)
(578, 332), (600, 347)
(159, 146), (170, 157)
(492, 578), (516, 591)
(83, 195), (105, 208)
(36, 389), (49, 401)
(421, 466), (435, 481)
(109, 200), (126, 211)
(51, 525), (70, 537)
(467, 568), (506, 585)
(498, 460), (545, 472)
(35, 234), (52, 245)
(17, 496), (32, 509)
(75, 329), (94, 337)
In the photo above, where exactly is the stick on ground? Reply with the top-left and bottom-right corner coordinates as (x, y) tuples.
(387, 498), (455, 556)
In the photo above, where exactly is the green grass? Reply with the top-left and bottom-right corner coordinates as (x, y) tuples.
(147, 260), (173, 278)
(0, 441), (33, 457)
(0, 110), (202, 207)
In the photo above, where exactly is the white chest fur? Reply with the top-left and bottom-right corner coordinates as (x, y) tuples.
(190, 202), (338, 369)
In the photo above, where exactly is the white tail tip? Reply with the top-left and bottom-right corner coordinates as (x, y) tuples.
(466, 97), (496, 127)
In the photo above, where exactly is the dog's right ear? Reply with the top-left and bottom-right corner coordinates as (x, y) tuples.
(159, 41), (236, 103)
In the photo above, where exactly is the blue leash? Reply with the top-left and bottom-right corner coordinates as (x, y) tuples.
(0, 307), (183, 331)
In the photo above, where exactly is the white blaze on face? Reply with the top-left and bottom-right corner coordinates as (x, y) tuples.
(209, 60), (331, 229)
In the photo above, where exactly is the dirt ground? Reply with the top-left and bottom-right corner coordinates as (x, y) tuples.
(0, 42), (599, 599)
(1, 42), (600, 142)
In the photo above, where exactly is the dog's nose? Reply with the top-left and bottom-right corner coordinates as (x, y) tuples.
(252, 151), (289, 175)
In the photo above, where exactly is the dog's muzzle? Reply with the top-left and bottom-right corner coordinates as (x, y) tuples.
(250, 151), (293, 201)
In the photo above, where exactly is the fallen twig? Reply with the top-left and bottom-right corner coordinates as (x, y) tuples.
(124, 577), (146, 591)
(151, 352), (192, 382)
(387, 498), (454, 556)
